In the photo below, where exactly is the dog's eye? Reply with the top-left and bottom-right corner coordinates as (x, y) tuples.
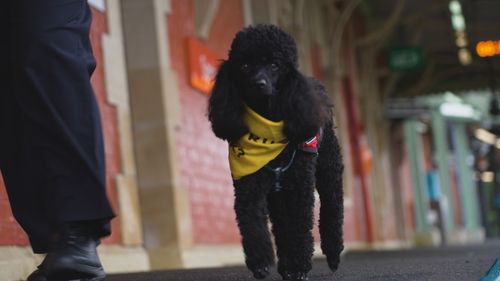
(240, 63), (249, 72)
(271, 63), (279, 72)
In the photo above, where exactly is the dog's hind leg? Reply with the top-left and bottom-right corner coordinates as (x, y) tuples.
(315, 122), (344, 272)
(234, 177), (274, 279)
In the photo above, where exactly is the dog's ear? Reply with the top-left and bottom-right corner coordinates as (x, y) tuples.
(208, 61), (247, 142)
(280, 69), (331, 143)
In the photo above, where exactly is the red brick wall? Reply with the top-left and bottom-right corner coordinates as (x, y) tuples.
(89, 7), (121, 244)
(0, 176), (27, 245)
(168, 0), (243, 244)
(0, 6), (121, 246)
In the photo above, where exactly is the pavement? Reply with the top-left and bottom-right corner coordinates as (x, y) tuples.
(107, 240), (500, 281)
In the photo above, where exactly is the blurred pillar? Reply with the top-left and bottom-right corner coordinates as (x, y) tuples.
(342, 76), (376, 244)
(358, 47), (401, 243)
(431, 111), (455, 236)
(351, 0), (407, 245)
(330, 0), (376, 245)
(451, 123), (482, 231)
(404, 120), (430, 234)
(101, 0), (144, 248)
(121, 0), (193, 269)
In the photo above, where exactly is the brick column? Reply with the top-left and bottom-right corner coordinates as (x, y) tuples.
(121, 0), (193, 269)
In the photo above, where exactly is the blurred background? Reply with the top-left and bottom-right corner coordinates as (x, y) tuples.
(1, 0), (500, 278)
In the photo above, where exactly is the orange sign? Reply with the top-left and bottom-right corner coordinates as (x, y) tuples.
(187, 37), (219, 94)
(476, 40), (500, 57)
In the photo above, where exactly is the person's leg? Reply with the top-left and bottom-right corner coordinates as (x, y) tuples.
(1, 3), (57, 253)
(2, 1), (114, 280)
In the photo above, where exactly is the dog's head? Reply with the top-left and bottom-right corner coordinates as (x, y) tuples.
(227, 25), (298, 102)
(208, 24), (331, 143)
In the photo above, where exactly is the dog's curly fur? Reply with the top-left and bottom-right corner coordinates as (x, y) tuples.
(208, 24), (344, 281)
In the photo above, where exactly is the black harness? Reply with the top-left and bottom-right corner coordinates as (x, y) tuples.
(265, 128), (323, 192)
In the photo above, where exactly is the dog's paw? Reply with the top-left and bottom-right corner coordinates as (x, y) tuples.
(280, 271), (291, 280)
(252, 266), (270, 279)
(326, 256), (340, 272)
(282, 272), (308, 281)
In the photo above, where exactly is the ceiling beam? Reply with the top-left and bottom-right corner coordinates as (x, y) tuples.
(355, 0), (406, 47)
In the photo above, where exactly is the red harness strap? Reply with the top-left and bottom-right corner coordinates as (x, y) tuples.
(298, 128), (323, 154)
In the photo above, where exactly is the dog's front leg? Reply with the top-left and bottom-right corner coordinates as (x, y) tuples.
(234, 176), (274, 279)
(268, 191), (292, 280)
(315, 122), (344, 272)
(279, 154), (316, 281)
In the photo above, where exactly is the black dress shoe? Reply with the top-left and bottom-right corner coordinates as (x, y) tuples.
(28, 223), (106, 281)
(26, 268), (47, 281)
(26, 268), (85, 281)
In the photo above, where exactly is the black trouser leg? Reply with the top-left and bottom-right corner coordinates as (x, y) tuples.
(1, 0), (114, 254)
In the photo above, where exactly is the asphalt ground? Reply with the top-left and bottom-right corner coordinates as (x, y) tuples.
(107, 240), (500, 281)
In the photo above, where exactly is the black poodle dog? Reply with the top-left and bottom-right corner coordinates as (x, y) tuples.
(208, 24), (344, 281)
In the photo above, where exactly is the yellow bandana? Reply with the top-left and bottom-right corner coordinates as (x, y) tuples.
(229, 105), (288, 179)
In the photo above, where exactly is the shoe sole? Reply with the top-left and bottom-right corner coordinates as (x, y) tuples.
(80, 277), (105, 281)
(47, 263), (105, 281)
(49, 275), (105, 281)
(47, 277), (106, 281)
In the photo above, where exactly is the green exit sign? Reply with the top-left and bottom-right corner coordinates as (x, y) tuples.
(388, 47), (424, 71)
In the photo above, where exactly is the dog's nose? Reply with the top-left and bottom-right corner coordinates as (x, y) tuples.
(255, 78), (267, 88)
